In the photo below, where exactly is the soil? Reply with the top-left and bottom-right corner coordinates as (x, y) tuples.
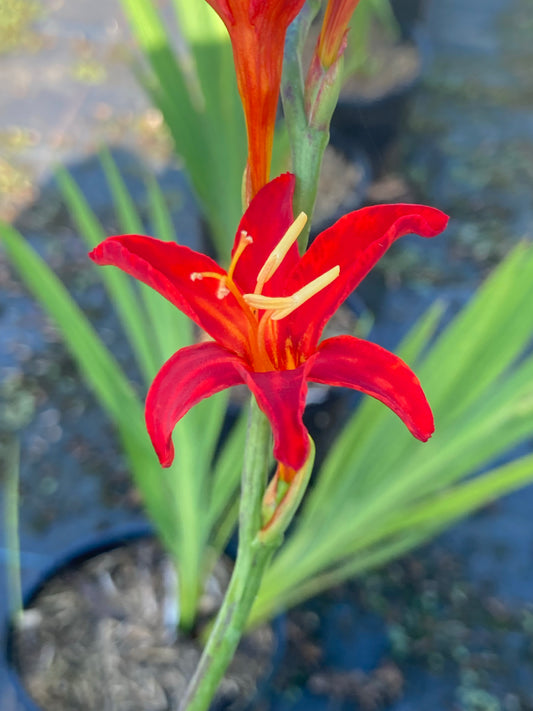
(340, 41), (421, 103)
(12, 538), (275, 711)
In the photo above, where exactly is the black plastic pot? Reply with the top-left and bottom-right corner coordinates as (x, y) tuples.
(4, 526), (285, 711)
(390, 0), (428, 39)
(331, 29), (430, 160)
(2, 524), (151, 711)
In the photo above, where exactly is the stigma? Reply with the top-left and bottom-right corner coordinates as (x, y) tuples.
(255, 212), (307, 294)
(243, 265), (340, 320)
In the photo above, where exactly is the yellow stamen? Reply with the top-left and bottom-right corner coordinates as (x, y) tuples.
(243, 265), (340, 320)
(254, 212), (307, 294)
(228, 230), (253, 280)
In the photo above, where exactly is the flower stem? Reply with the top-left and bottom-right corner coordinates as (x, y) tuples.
(282, 1), (344, 251)
(282, 1), (322, 249)
(178, 398), (278, 711)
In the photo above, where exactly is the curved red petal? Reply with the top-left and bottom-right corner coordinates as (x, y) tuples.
(286, 204), (448, 353)
(146, 342), (245, 467)
(308, 335), (434, 441)
(235, 359), (316, 470)
(249, 0), (307, 23)
(89, 235), (252, 358)
(231, 173), (299, 296)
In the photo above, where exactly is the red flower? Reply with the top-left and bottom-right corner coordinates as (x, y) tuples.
(89, 174), (448, 477)
(317, 0), (362, 68)
(204, 0), (306, 200)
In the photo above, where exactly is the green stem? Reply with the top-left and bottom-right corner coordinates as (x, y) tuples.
(282, 0), (343, 250)
(291, 126), (330, 248)
(282, 2), (321, 249)
(178, 399), (278, 711)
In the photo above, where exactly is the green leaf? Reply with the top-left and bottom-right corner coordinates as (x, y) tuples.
(146, 173), (194, 359)
(118, 0), (246, 256)
(420, 243), (533, 421)
(1, 222), (138, 424)
(382, 452), (533, 539)
(55, 166), (158, 383)
(252, 241), (533, 624)
(209, 409), (248, 536)
(3, 437), (22, 619)
(300, 299), (445, 528)
(98, 148), (188, 376)
(0, 222), (175, 543)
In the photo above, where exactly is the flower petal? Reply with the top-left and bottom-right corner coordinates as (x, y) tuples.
(318, 0), (361, 68)
(89, 235), (252, 358)
(308, 335), (434, 441)
(285, 204), (448, 353)
(231, 173), (299, 295)
(146, 342), (245, 467)
(206, 0), (306, 197)
(235, 359), (316, 470)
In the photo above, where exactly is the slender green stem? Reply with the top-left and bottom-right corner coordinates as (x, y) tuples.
(282, 2), (322, 249)
(282, 0), (343, 250)
(291, 127), (330, 246)
(178, 399), (278, 711)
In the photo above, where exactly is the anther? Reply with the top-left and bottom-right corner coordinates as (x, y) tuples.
(216, 279), (230, 299)
(190, 272), (204, 281)
(255, 212), (307, 294)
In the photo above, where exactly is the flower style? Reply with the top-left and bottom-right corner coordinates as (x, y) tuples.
(317, 0), (362, 69)
(89, 174), (448, 478)
(204, 0), (306, 201)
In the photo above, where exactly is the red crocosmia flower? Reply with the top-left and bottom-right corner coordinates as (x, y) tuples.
(318, 0), (362, 68)
(89, 174), (448, 479)
(204, 0), (306, 200)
